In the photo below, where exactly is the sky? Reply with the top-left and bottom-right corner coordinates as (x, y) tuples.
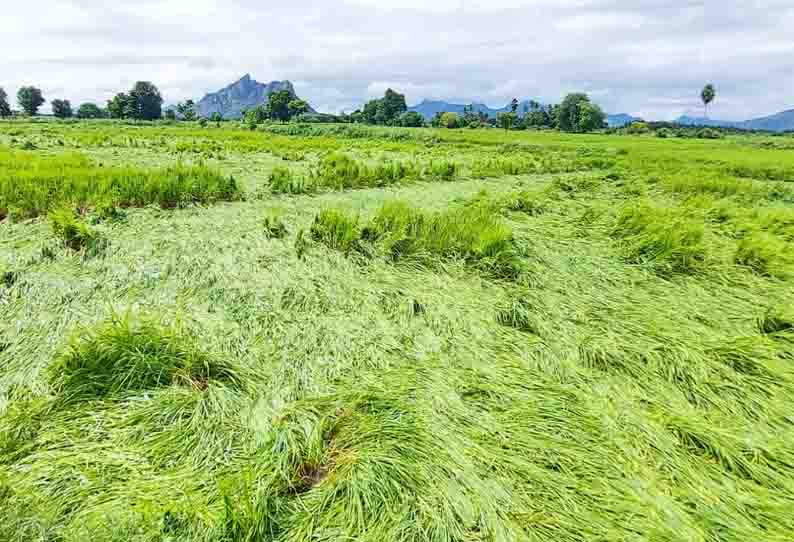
(3, 0), (793, 120)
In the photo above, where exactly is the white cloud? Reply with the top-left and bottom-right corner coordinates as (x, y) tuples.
(1, 0), (792, 120)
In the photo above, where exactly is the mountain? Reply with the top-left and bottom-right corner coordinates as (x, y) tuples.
(409, 99), (638, 127)
(196, 74), (314, 119)
(676, 109), (794, 132)
(408, 99), (538, 120)
(606, 114), (639, 128)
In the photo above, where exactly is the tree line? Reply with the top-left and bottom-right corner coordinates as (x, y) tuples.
(0, 80), (718, 134)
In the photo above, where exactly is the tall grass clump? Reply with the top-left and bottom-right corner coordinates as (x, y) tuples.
(263, 211), (288, 239)
(308, 152), (420, 190)
(612, 201), (707, 274)
(48, 314), (238, 402)
(734, 232), (793, 279)
(361, 201), (521, 278)
(309, 209), (361, 253)
(0, 146), (240, 218)
(48, 208), (102, 251)
(269, 166), (315, 195)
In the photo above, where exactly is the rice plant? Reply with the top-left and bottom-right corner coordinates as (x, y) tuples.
(612, 201), (707, 274)
(48, 208), (102, 251)
(48, 313), (239, 402)
(0, 146), (240, 218)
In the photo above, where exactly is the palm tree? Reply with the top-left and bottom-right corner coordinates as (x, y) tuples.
(701, 84), (716, 118)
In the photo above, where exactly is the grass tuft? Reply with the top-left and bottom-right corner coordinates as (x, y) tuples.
(49, 208), (102, 251)
(734, 232), (793, 279)
(48, 313), (239, 402)
(310, 209), (361, 253)
(263, 211), (288, 239)
(612, 201), (706, 274)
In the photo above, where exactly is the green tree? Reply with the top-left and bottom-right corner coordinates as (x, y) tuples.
(398, 111), (425, 127)
(17, 86), (45, 116)
(76, 103), (105, 119)
(164, 109), (177, 120)
(381, 88), (407, 124)
(210, 112), (223, 127)
(176, 100), (197, 121)
(359, 89), (407, 125)
(701, 84), (716, 118)
(438, 112), (461, 129)
(266, 90), (292, 122)
(51, 99), (73, 119)
(510, 98), (519, 114)
(107, 93), (131, 119)
(578, 101), (606, 132)
(361, 99), (380, 124)
(497, 112), (517, 131)
(287, 99), (310, 119)
(0, 88), (11, 117)
(129, 81), (163, 120)
(558, 93), (604, 133)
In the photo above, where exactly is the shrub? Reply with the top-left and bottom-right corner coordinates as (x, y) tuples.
(655, 128), (672, 138)
(48, 314), (238, 402)
(696, 128), (722, 139)
(613, 202), (706, 274)
(49, 208), (101, 251)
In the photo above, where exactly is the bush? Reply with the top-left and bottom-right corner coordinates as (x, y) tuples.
(49, 208), (101, 251)
(696, 128), (722, 139)
(655, 128), (672, 138)
(48, 314), (238, 402)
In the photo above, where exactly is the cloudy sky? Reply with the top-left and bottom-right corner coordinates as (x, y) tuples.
(3, 0), (793, 120)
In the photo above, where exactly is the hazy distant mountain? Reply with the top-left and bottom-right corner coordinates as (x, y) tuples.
(196, 74), (314, 119)
(408, 99), (538, 120)
(676, 109), (794, 132)
(409, 99), (638, 128)
(606, 114), (639, 127)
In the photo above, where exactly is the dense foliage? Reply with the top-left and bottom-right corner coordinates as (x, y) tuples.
(51, 99), (73, 119)
(16, 86), (45, 116)
(107, 81), (163, 120)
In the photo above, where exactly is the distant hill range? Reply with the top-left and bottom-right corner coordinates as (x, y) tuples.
(407, 99), (539, 120)
(606, 114), (639, 128)
(676, 110), (794, 132)
(407, 99), (639, 128)
(195, 74), (315, 119)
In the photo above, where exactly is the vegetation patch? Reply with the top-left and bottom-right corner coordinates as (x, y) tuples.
(612, 201), (707, 274)
(48, 314), (238, 402)
(0, 146), (240, 218)
(49, 208), (102, 251)
(310, 200), (521, 278)
(734, 232), (793, 278)
(262, 211), (288, 239)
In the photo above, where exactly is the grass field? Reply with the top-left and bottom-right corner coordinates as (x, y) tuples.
(1, 119), (794, 542)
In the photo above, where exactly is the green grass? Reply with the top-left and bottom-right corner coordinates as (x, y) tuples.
(0, 146), (241, 219)
(2, 119), (794, 542)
